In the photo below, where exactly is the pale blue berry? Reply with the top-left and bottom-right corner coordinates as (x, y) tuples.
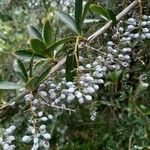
(85, 95), (92, 101)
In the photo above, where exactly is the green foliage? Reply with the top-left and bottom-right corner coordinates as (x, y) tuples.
(30, 39), (47, 55)
(90, 4), (116, 25)
(56, 0), (91, 35)
(90, 4), (110, 21)
(81, 0), (93, 25)
(29, 57), (34, 78)
(106, 8), (117, 25)
(25, 21), (76, 61)
(66, 50), (77, 82)
(46, 36), (76, 58)
(42, 20), (54, 46)
(13, 58), (52, 92)
(34, 66), (51, 87)
(28, 26), (43, 41)
(105, 70), (122, 86)
(56, 12), (79, 34)
(14, 50), (45, 61)
(55, 0), (92, 81)
(17, 59), (28, 82)
(75, 0), (83, 33)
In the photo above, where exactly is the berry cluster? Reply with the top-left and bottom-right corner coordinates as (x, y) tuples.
(22, 125), (51, 150)
(0, 126), (16, 150)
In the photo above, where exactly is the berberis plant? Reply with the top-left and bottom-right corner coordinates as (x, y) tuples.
(0, 0), (150, 149)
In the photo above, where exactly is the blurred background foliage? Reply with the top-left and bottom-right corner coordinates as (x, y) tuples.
(0, 0), (86, 79)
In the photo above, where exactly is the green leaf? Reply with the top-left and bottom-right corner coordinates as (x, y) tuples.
(128, 87), (133, 96)
(90, 4), (109, 21)
(30, 39), (47, 55)
(107, 70), (122, 83)
(54, 44), (64, 58)
(106, 8), (116, 25)
(16, 72), (28, 83)
(81, 0), (94, 25)
(0, 81), (23, 90)
(66, 50), (77, 81)
(46, 36), (76, 57)
(14, 50), (46, 61)
(29, 57), (34, 78)
(17, 59), (28, 82)
(33, 60), (49, 76)
(28, 26), (43, 41)
(34, 67), (51, 87)
(75, 0), (83, 33)
(56, 12), (78, 34)
(43, 20), (54, 46)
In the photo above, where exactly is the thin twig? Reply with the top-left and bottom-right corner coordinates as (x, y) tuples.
(50, 110), (59, 135)
(51, 103), (76, 113)
(83, 44), (106, 55)
(128, 128), (135, 150)
(44, 56), (66, 81)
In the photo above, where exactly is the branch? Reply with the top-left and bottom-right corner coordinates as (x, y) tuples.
(51, 103), (76, 113)
(128, 128), (135, 150)
(44, 56), (66, 81)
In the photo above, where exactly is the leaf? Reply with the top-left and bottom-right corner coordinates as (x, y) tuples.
(34, 67), (51, 87)
(81, 0), (94, 25)
(28, 26), (43, 41)
(56, 12), (78, 34)
(54, 44), (64, 58)
(90, 4), (109, 21)
(46, 36), (76, 57)
(0, 81), (23, 90)
(14, 50), (46, 61)
(107, 70), (122, 83)
(33, 60), (49, 76)
(13, 59), (21, 73)
(17, 59), (28, 82)
(29, 57), (34, 78)
(128, 87), (133, 96)
(16, 72), (28, 83)
(75, 0), (83, 33)
(66, 50), (77, 81)
(30, 39), (47, 55)
(43, 20), (54, 46)
(106, 8), (116, 25)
